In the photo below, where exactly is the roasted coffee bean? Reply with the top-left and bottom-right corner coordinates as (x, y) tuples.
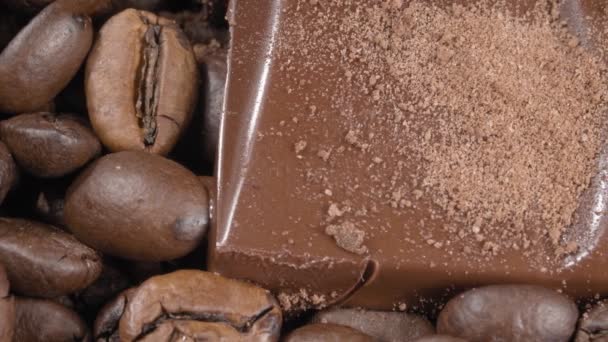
(0, 0), (94, 114)
(413, 336), (469, 342)
(575, 300), (608, 342)
(0, 264), (15, 342)
(0, 113), (101, 178)
(285, 323), (375, 342)
(119, 270), (282, 341)
(65, 151), (209, 261)
(437, 285), (578, 342)
(86, 9), (198, 155)
(0, 141), (18, 205)
(14, 297), (90, 342)
(94, 288), (137, 342)
(199, 49), (226, 164)
(312, 308), (433, 342)
(0, 217), (102, 297)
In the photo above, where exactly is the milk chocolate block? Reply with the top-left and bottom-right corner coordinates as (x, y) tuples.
(209, 0), (608, 311)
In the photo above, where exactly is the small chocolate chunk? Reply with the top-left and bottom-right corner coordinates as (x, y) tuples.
(64, 151), (209, 261)
(312, 307), (433, 342)
(437, 285), (578, 341)
(0, 264), (15, 342)
(285, 323), (375, 342)
(14, 297), (90, 342)
(0, 217), (102, 298)
(0, 0), (94, 113)
(0, 113), (101, 178)
(0, 142), (18, 205)
(119, 270), (282, 342)
(576, 300), (608, 342)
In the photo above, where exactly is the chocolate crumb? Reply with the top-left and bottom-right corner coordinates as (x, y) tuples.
(325, 221), (368, 255)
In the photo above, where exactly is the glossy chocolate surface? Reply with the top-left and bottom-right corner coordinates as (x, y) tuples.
(210, 0), (608, 310)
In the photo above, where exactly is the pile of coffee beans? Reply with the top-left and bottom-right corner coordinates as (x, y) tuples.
(0, 0), (607, 341)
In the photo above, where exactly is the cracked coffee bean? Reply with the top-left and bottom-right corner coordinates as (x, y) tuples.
(119, 270), (282, 341)
(0, 113), (101, 178)
(14, 297), (90, 342)
(575, 300), (608, 342)
(312, 307), (433, 342)
(86, 9), (198, 155)
(0, 217), (102, 298)
(94, 287), (137, 342)
(64, 151), (209, 261)
(0, 0), (95, 114)
(285, 323), (375, 342)
(0, 141), (18, 206)
(0, 263), (15, 342)
(437, 285), (578, 342)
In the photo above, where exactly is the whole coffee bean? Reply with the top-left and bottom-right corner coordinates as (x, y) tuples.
(0, 264), (15, 342)
(64, 151), (209, 261)
(119, 270), (282, 341)
(575, 300), (608, 342)
(0, 217), (102, 297)
(0, 141), (18, 205)
(312, 308), (433, 342)
(14, 297), (90, 342)
(86, 9), (198, 155)
(413, 336), (469, 342)
(0, 112), (101, 177)
(437, 285), (578, 342)
(0, 0), (94, 114)
(94, 288), (137, 342)
(285, 323), (375, 342)
(199, 49), (226, 164)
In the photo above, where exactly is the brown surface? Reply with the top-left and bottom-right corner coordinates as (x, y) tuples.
(0, 113), (101, 178)
(0, 264), (15, 342)
(0, 217), (102, 298)
(119, 270), (282, 342)
(576, 300), (608, 342)
(0, 142), (18, 206)
(284, 323), (375, 342)
(0, 0), (93, 113)
(14, 297), (90, 342)
(209, 0), (608, 311)
(64, 151), (209, 261)
(94, 288), (137, 342)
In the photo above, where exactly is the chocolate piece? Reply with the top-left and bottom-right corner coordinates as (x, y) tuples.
(312, 308), (433, 342)
(0, 217), (102, 298)
(436, 285), (578, 341)
(14, 297), (90, 342)
(0, 113), (101, 178)
(64, 151), (209, 261)
(209, 0), (608, 311)
(0, 264), (15, 342)
(575, 300), (608, 342)
(118, 270), (282, 342)
(0, 0), (94, 114)
(285, 323), (375, 342)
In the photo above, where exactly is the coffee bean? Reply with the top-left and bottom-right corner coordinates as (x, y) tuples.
(64, 151), (209, 261)
(14, 297), (90, 342)
(119, 270), (282, 341)
(0, 217), (102, 297)
(437, 285), (578, 342)
(0, 113), (101, 178)
(199, 49), (226, 164)
(575, 300), (608, 342)
(312, 308), (433, 342)
(0, 264), (15, 342)
(413, 335), (469, 342)
(285, 323), (375, 342)
(0, 141), (18, 205)
(94, 287), (137, 342)
(0, 0), (94, 114)
(86, 9), (198, 155)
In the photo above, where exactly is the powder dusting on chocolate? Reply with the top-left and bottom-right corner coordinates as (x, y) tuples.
(273, 0), (608, 266)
